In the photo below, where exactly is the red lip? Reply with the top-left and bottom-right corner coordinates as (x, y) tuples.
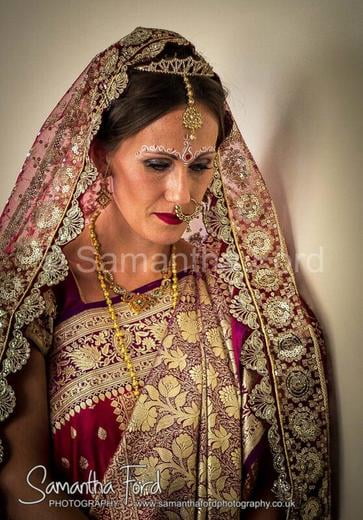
(153, 212), (182, 225)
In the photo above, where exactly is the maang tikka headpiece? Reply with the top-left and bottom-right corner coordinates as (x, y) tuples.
(134, 55), (214, 140)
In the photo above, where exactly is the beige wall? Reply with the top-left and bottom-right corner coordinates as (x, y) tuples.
(1, 1), (361, 518)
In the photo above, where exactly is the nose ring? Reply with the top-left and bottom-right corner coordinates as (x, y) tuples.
(174, 198), (203, 232)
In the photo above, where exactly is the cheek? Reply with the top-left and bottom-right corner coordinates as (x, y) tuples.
(112, 170), (161, 205)
(112, 164), (139, 194)
(199, 172), (214, 194)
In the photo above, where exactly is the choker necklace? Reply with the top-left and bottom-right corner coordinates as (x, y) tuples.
(89, 209), (179, 397)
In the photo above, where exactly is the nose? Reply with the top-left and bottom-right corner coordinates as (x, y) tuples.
(164, 167), (191, 206)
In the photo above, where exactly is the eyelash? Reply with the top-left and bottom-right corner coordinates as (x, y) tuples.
(145, 161), (212, 173)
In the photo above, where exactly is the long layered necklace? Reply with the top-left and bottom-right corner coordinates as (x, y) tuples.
(89, 209), (179, 397)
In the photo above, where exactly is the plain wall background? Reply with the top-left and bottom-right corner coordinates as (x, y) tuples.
(0, 1), (361, 518)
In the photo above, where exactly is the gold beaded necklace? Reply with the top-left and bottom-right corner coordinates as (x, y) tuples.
(101, 258), (173, 315)
(89, 209), (179, 397)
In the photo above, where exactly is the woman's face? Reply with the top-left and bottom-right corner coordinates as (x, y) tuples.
(101, 103), (219, 246)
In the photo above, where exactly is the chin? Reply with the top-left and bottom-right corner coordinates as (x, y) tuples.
(150, 234), (182, 246)
(145, 228), (184, 245)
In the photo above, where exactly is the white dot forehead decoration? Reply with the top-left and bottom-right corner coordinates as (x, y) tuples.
(135, 137), (215, 165)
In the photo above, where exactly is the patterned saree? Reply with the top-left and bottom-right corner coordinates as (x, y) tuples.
(45, 253), (257, 519)
(0, 27), (331, 519)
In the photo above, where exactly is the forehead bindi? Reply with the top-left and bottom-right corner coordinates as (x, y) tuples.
(136, 144), (214, 157)
(129, 106), (218, 160)
(135, 137), (216, 163)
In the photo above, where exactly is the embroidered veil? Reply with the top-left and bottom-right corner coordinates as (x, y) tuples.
(0, 26), (331, 519)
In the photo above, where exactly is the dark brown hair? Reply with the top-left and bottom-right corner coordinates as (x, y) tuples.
(95, 43), (232, 152)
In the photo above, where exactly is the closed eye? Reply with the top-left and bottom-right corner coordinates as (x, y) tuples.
(144, 160), (212, 173)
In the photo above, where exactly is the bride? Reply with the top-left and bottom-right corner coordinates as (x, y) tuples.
(0, 26), (331, 520)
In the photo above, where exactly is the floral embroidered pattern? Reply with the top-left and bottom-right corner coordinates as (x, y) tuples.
(48, 286), (179, 431)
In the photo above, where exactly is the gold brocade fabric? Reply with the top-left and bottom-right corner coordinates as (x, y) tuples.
(47, 251), (266, 519)
(48, 278), (178, 435)
(85, 252), (260, 520)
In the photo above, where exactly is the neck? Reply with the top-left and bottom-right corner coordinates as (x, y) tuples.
(94, 203), (173, 276)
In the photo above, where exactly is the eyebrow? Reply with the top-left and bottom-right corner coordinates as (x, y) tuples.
(142, 150), (215, 160)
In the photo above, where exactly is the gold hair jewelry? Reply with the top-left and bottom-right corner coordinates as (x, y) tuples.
(89, 210), (179, 397)
(181, 75), (201, 141)
(134, 56), (214, 141)
(134, 56), (214, 77)
(174, 198), (203, 233)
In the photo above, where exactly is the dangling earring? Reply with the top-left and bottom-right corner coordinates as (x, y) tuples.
(201, 155), (219, 229)
(96, 164), (112, 208)
(213, 154), (220, 180)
